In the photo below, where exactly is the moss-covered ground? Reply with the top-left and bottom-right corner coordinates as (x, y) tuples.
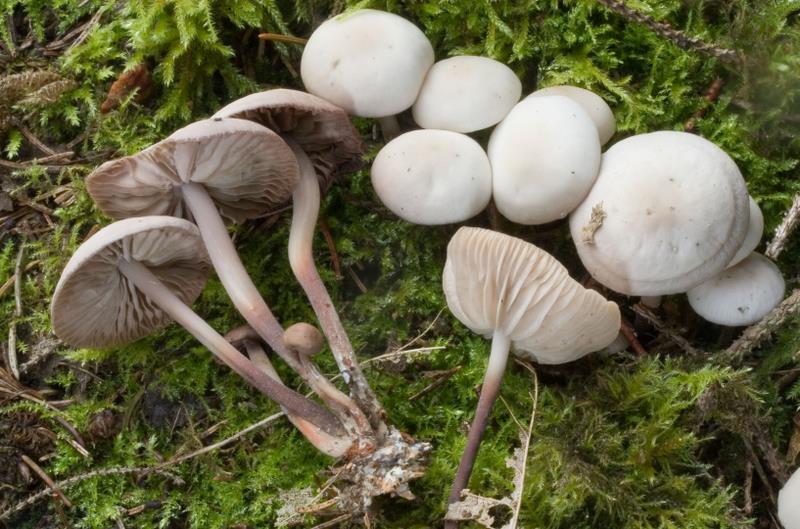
(0, 0), (799, 527)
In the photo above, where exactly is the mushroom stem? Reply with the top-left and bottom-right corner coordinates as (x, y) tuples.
(445, 330), (510, 525)
(241, 338), (352, 457)
(180, 182), (368, 438)
(285, 138), (386, 429)
(116, 257), (345, 437)
(377, 115), (401, 140)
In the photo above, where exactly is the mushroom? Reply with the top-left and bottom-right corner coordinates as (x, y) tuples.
(441, 227), (620, 522)
(370, 129), (492, 225)
(85, 117), (367, 442)
(779, 467), (800, 529)
(569, 131), (750, 296)
(300, 9), (434, 137)
(213, 89), (381, 431)
(284, 322), (325, 358)
(51, 216), (343, 437)
(728, 196), (764, 268)
(411, 56), (521, 133)
(687, 252), (784, 326)
(488, 95), (602, 225)
(528, 85), (616, 144)
(225, 325), (351, 458)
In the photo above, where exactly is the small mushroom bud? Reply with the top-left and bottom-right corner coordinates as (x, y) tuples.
(284, 323), (325, 357)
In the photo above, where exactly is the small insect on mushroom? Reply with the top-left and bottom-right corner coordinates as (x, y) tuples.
(51, 216), (344, 438)
(441, 227), (620, 527)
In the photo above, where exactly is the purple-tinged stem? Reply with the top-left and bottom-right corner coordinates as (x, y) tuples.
(284, 139), (385, 429)
(445, 330), (510, 528)
(242, 338), (352, 458)
(180, 182), (368, 440)
(117, 257), (344, 437)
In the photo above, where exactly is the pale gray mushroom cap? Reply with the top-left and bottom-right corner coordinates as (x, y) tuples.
(488, 95), (601, 225)
(687, 253), (784, 326)
(528, 85), (616, 144)
(728, 196), (764, 268)
(569, 131), (749, 296)
(443, 227), (620, 364)
(300, 9), (434, 117)
(212, 89), (363, 191)
(779, 467), (800, 529)
(86, 118), (299, 224)
(411, 56), (522, 133)
(371, 130), (492, 225)
(51, 216), (211, 349)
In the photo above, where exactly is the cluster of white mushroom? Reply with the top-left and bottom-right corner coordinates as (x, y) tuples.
(303, 9), (785, 328)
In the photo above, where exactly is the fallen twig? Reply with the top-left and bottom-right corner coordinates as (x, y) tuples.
(684, 78), (724, 132)
(766, 193), (800, 260)
(0, 466), (182, 521)
(6, 244), (24, 379)
(258, 33), (308, 45)
(619, 316), (646, 356)
(632, 303), (701, 356)
(724, 288), (800, 362)
(594, 0), (740, 64)
(20, 454), (72, 509)
(0, 260), (40, 299)
(318, 216), (342, 279)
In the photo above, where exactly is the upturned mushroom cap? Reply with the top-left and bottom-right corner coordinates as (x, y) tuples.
(86, 117), (299, 223)
(687, 253), (784, 326)
(300, 9), (434, 118)
(569, 131), (749, 296)
(52, 216), (211, 348)
(728, 196), (764, 268)
(528, 85), (616, 144)
(488, 95), (601, 225)
(779, 467), (800, 529)
(283, 323), (325, 357)
(371, 130), (492, 225)
(411, 56), (522, 133)
(443, 227), (620, 364)
(212, 89), (363, 190)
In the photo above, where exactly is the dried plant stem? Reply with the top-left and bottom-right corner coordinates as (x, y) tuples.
(594, 0), (740, 64)
(0, 466), (182, 522)
(258, 33), (308, 45)
(509, 363), (539, 529)
(632, 303), (701, 356)
(685, 78), (724, 132)
(20, 454), (72, 508)
(6, 244), (24, 379)
(725, 288), (800, 362)
(765, 193), (800, 260)
(619, 316), (647, 356)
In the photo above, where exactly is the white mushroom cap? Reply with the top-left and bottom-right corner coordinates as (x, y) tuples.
(370, 129), (492, 225)
(779, 467), (800, 529)
(569, 131), (749, 296)
(687, 253), (784, 326)
(411, 56), (522, 133)
(528, 85), (616, 144)
(488, 95), (601, 225)
(728, 196), (764, 268)
(300, 9), (434, 118)
(443, 227), (620, 364)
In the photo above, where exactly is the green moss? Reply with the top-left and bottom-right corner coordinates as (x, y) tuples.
(2, 0), (800, 527)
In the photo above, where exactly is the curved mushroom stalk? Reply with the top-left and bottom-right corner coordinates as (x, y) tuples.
(285, 138), (385, 430)
(441, 228), (621, 527)
(236, 335), (352, 458)
(446, 331), (510, 509)
(85, 118), (369, 439)
(52, 217), (344, 438)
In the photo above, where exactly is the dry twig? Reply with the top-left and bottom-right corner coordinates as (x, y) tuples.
(594, 0), (740, 64)
(20, 454), (72, 508)
(725, 288), (800, 362)
(766, 193), (800, 260)
(632, 303), (701, 356)
(6, 244), (24, 379)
